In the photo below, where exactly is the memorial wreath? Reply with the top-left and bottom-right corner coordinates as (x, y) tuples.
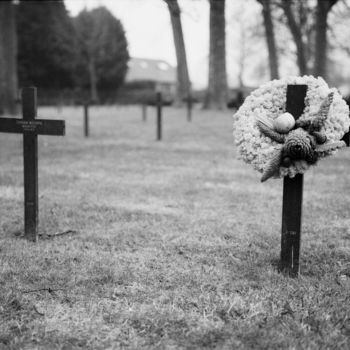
(233, 76), (350, 182)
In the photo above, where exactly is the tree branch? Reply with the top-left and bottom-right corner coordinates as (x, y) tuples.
(281, 0), (308, 74)
(163, 0), (181, 17)
(257, 0), (279, 79)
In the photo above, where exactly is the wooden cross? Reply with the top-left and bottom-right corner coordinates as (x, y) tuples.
(83, 103), (89, 137)
(183, 94), (193, 122)
(280, 85), (350, 277)
(342, 125), (350, 146)
(156, 92), (162, 141)
(0, 87), (65, 242)
(142, 103), (147, 122)
(280, 85), (307, 277)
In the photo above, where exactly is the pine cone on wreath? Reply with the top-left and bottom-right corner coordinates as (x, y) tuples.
(257, 92), (345, 182)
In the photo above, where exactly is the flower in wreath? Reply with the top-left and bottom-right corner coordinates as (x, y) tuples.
(233, 76), (350, 181)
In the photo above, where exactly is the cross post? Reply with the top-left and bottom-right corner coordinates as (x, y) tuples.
(0, 87), (65, 241)
(342, 129), (349, 146)
(142, 103), (147, 122)
(280, 85), (307, 277)
(84, 103), (89, 137)
(22, 88), (39, 241)
(156, 92), (162, 141)
(187, 93), (192, 122)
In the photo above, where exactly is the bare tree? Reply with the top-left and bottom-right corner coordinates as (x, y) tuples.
(258, 0), (279, 79)
(328, 0), (350, 83)
(259, 0), (338, 80)
(237, 20), (247, 89)
(313, 0), (338, 78)
(0, 1), (18, 115)
(203, 0), (228, 109)
(163, 0), (191, 105)
(280, 0), (308, 75)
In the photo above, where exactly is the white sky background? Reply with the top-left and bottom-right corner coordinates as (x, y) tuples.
(65, 0), (267, 90)
(64, 0), (350, 90)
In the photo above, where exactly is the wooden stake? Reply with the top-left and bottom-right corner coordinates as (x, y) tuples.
(22, 88), (39, 242)
(342, 130), (349, 146)
(187, 94), (192, 122)
(281, 174), (303, 276)
(280, 84), (307, 277)
(156, 92), (162, 141)
(84, 103), (89, 137)
(142, 104), (147, 122)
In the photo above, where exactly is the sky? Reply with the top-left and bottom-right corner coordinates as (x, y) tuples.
(64, 0), (263, 90)
(64, 0), (350, 91)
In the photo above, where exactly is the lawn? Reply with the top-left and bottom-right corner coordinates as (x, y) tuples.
(0, 104), (349, 349)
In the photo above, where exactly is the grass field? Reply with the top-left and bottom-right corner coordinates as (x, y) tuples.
(0, 105), (349, 349)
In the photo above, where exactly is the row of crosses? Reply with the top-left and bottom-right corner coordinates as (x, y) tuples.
(0, 86), (349, 277)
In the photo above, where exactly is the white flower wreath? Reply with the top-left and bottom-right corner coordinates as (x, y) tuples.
(233, 76), (350, 181)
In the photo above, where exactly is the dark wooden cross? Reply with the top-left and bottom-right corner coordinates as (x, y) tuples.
(156, 92), (162, 141)
(280, 85), (350, 277)
(83, 103), (89, 137)
(280, 85), (307, 277)
(0, 87), (65, 242)
(342, 124), (350, 146)
(183, 94), (193, 122)
(142, 103), (147, 122)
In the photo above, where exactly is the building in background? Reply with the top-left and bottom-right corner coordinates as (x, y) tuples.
(120, 57), (176, 104)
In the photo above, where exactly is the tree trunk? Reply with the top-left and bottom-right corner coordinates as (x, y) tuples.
(259, 0), (279, 80)
(164, 0), (190, 106)
(237, 12), (246, 89)
(313, 0), (338, 79)
(88, 56), (98, 103)
(203, 0), (227, 110)
(0, 1), (18, 115)
(281, 0), (308, 75)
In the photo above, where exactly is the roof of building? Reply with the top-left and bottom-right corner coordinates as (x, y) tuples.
(125, 58), (176, 84)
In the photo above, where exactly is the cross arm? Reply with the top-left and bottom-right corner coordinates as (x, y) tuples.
(342, 129), (350, 146)
(0, 118), (65, 136)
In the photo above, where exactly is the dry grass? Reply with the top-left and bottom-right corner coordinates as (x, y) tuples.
(0, 105), (349, 349)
